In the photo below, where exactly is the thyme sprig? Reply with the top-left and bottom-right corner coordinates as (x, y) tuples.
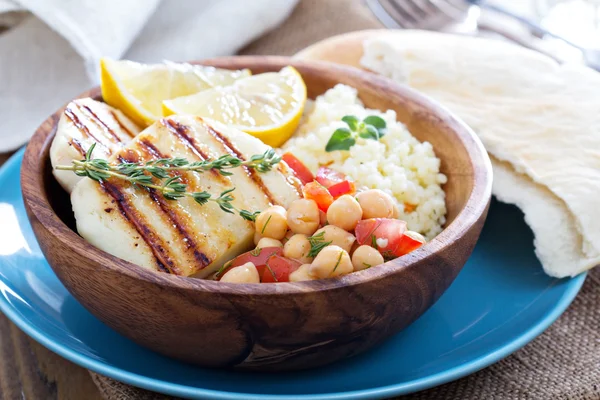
(55, 143), (273, 221)
(59, 144), (281, 179)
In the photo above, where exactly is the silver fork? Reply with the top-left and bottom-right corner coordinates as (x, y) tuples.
(366, 0), (600, 69)
(367, 0), (474, 31)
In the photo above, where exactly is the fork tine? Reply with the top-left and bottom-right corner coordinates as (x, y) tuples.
(380, 0), (420, 28)
(367, 0), (470, 30)
(430, 0), (471, 19)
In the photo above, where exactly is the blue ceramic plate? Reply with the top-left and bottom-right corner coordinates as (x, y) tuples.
(0, 148), (585, 399)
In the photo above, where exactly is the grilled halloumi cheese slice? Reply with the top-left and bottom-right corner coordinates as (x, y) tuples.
(50, 98), (141, 192)
(71, 115), (302, 277)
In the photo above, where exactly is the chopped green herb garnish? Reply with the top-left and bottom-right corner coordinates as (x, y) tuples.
(261, 215), (272, 234)
(331, 251), (343, 275)
(215, 260), (232, 278)
(264, 260), (278, 282)
(371, 234), (378, 249)
(307, 231), (332, 257)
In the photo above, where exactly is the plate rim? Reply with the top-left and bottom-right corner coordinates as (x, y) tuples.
(0, 148), (587, 399)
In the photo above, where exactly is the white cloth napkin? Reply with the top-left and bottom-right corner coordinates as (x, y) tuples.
(0, 0), (298, 153)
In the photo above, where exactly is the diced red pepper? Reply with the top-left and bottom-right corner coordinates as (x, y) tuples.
(302, 181), (334, 212)
(282, 153), (314, 185)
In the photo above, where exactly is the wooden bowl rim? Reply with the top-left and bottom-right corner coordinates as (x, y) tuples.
(21, 55), (492, 295)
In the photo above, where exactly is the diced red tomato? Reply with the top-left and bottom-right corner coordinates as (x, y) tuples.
(355, 218), (408, 258)
(261, 255), (301, 283)
(394, 232), (425, 257)
(282, 153), (314, 185)
(315, 167), (347, 188)
(217, 247), (283, 280)
(327, 180), (356, 198)
(315, 167), (355, 198)
(302, 181), (334, 212)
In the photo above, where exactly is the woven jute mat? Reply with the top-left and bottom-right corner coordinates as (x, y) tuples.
(90, 1), (600, 399)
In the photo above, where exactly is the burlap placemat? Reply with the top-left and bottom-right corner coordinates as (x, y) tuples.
(90, 1), (600, 398)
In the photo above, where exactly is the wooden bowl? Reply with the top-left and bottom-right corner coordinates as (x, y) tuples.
(21, 56), (492, 371)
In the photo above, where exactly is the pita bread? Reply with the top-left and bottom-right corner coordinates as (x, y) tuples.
(492, 158), (600, 277)
(295, 30), (600, 277)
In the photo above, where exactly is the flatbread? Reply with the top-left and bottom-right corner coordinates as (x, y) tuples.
(295, 30), (600, 277)
(492, 158), (600, 277)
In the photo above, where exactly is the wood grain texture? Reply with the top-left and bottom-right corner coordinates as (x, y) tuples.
(20, 56), (492, 371)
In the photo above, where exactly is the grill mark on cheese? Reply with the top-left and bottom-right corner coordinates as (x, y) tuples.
(109, 110), (136, 138)
(161, 119), (229, 184)
(146, 189), (212, 270)
(139, 139), (162, 159)
(99, 180), (176, 274)
(64, 107), (103, 144)
(68, 138), (86, 156)
(121, 143), (213, 273)
(77, 103), (124, 143)
(205, 124), (280, 205)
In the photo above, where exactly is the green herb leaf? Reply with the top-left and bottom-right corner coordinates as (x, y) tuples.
(307, 231), (332, 257)
(85, 143), (96, 162)
(371, 234), (378, 249)
(264, 260), (278, 282)
(215, 260), (232, 278)
(261, 215), (272, 234)
(358, 116), (387, 140)
(341, 115), (359, 131)
(358, 125), (381, 140)
(331, 251), (343, 275)
(363, 115), (386, 130)
(240, 210), (260, 222)
(325, 128), (356, 152)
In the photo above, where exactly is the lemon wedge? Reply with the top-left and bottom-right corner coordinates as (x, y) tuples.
(100, 58), (251, 127)
(162, 66), (307, 147)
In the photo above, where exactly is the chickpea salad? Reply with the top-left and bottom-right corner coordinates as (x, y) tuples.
(216, 173), (427, 283)
(51, 60), (445, 282)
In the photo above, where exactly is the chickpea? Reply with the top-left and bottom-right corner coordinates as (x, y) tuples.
(281, 229), (295, 245)
(392, 202), (400, 219)
(356, 189), (395, 219)
(253, 231), (263, 245)
(314, 225), (356, 253)
(287, 199), (320, 235)
(283, 234), (313, 264)
(351, 245), (384, 271)
(309, 245), (353, 279)
(255, 206), (288, 240)
(221, 262), (260, 283)
(257, 237), (283, 249)
(289, 264), (314, 282)
(326, 194), (363, 231)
